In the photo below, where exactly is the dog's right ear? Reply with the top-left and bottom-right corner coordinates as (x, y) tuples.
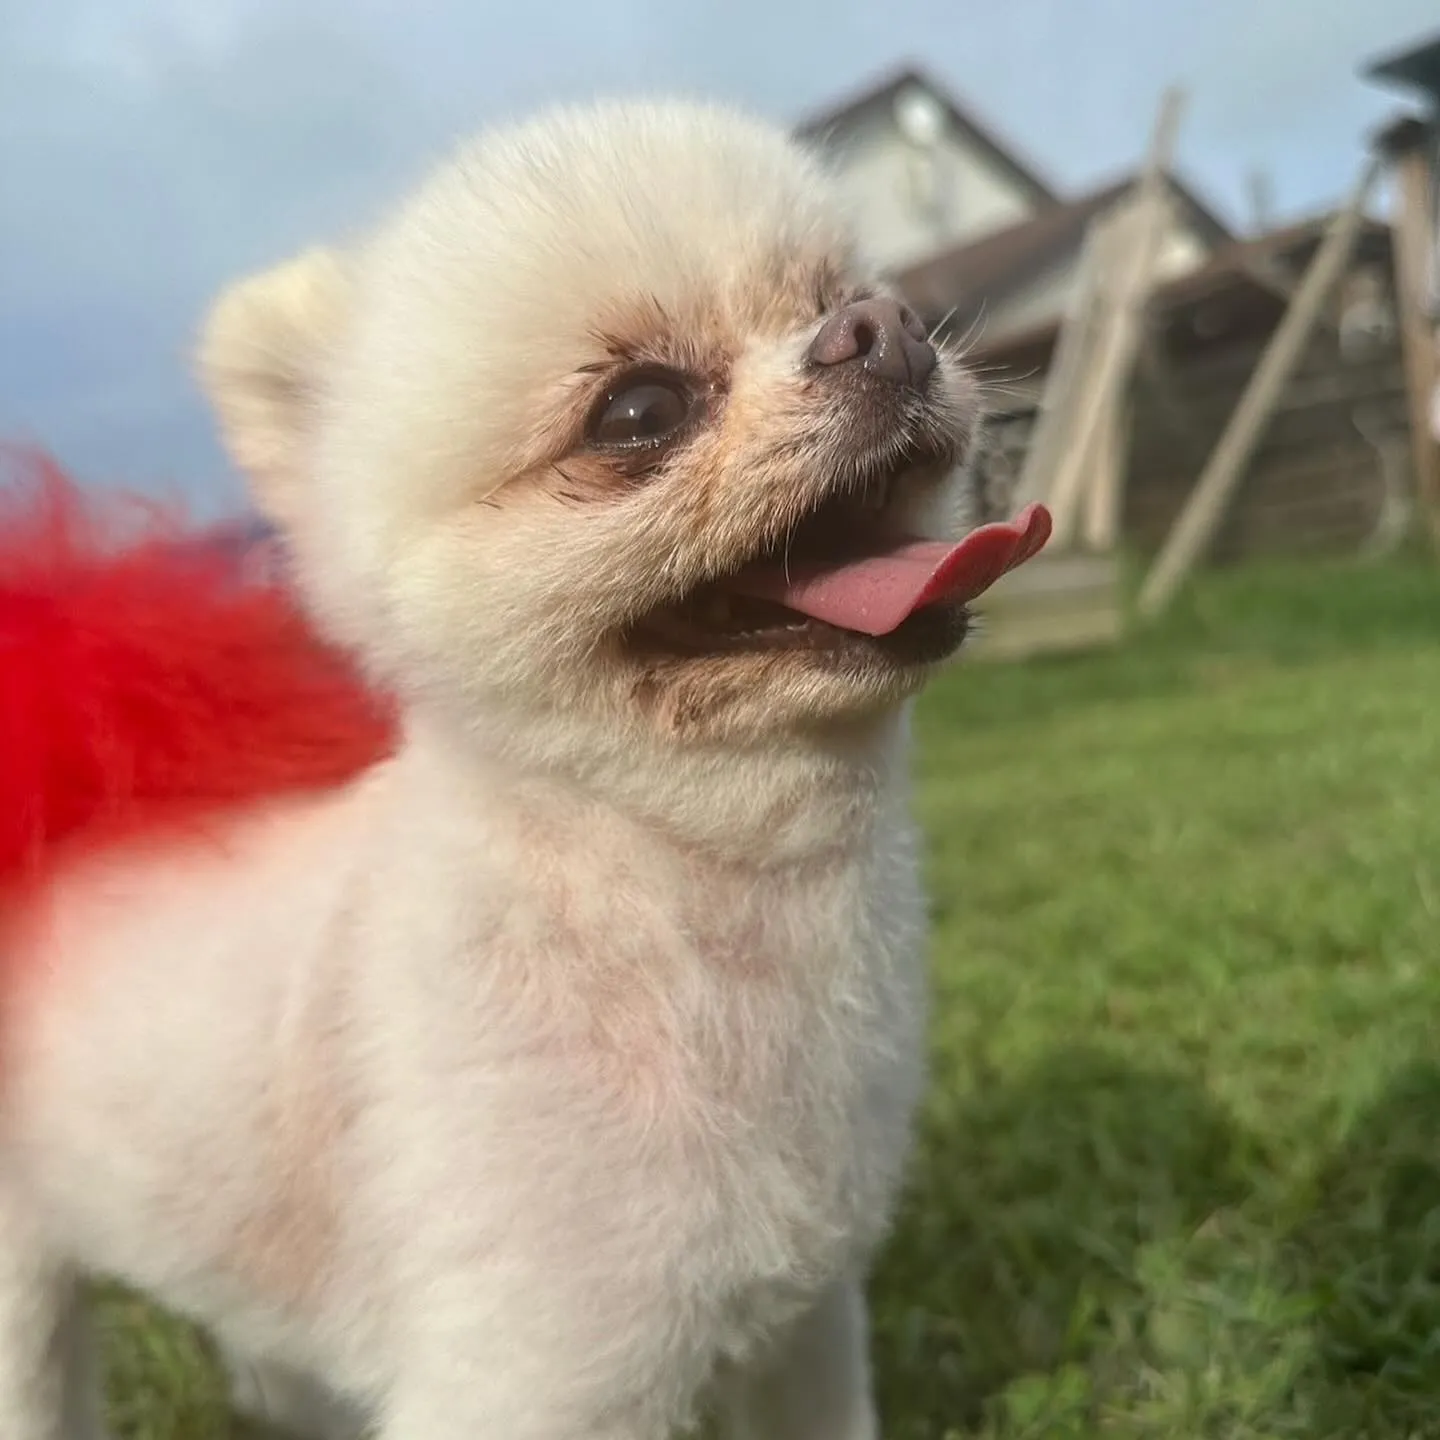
(197, 248), (350, 530)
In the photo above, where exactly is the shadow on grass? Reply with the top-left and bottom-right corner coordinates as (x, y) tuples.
(1286, 1062), (1440, 1437)
(869, 1043), (1253, 1434)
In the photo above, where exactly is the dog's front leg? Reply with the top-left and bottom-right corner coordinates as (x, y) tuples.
(57, 1297), (110, 1440)
(720, 1275), (879, 1440)
(221, 1343), (368, 1440)
(378, 1378), (672, 1440)
(0, 1181), (105, 1440)
(374, 1270), (700, 1440)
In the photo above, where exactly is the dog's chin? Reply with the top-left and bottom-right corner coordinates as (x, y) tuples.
(614, 611), (959, 745)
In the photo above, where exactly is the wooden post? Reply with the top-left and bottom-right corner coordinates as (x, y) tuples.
(1136, 157), (1383, 619)
(1041, 87), (1187, 549)
(1082, 387), (1132, 551)
(1390, 141), (1440, 543)
(1039, 213), (1128, 539)
(1011, 205), (1117, 512)
(1012, 85), (1185, 544)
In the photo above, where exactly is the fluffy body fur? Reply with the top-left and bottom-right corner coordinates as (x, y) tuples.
(0, 100), (1040, 1440)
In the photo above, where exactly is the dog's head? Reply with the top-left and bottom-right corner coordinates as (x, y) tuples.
(200, 100), (1046, 753)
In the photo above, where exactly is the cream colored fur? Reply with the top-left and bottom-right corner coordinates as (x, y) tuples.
(0, 99), (987, 1439)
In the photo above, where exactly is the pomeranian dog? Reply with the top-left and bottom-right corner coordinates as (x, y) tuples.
(0, 99), (1048, 1439)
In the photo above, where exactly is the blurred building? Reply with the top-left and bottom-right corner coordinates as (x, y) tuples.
(796, 66), (1230, 354)
(792, 58), (1439, 588)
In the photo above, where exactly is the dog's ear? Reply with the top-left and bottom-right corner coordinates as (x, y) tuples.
(198, 247), (350, 529)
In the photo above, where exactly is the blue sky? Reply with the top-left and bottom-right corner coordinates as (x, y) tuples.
(2, 0), (1437, 515)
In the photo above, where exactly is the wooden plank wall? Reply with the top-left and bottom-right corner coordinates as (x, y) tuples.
(974, 319), (1411, 564)
(1126, 330), (1408, 560)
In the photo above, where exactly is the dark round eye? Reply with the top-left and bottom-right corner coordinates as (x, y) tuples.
(589, 379), (692, 447)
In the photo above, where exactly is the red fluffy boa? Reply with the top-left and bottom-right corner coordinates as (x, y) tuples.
(0, 450), (397, 887)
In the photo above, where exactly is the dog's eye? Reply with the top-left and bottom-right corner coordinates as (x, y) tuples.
(589, 378), (692, 447)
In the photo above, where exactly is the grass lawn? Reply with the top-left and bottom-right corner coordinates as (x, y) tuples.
(103, 551), (1440, 1438)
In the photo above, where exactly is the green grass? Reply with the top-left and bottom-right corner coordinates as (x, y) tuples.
(106, 550), (1440, 1437)
(874, 550), (1440, 1438)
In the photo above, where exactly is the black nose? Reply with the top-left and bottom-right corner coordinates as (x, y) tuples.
(806, 297), (937, 391)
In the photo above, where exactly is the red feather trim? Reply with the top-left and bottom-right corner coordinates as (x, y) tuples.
(0, 449), (397, 888)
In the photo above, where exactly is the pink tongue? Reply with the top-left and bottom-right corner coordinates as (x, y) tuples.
(732, 503), (1053, 637)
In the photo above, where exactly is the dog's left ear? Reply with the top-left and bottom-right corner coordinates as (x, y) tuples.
(197, 247), (351, 532)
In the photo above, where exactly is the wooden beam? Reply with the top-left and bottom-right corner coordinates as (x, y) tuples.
(1246, 168), (1275, 234)
(1136, 157), (1383, 618)
(1038, 205), (1139, 541)
(1042, 86), (1187, 548)
(1082, 387), (1132, 550)
(1011, 203), (1117, 512)
(1390, 143), (1440, 544)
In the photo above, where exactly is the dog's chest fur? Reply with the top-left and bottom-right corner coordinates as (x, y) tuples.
(348, 765), (930, 1355)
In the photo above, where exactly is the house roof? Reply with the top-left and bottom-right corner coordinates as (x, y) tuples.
(893, 168), (1235, 326)
(1130, 208), (1390, 312)
(794, 64), (1062, 209)
(1371, 112), (1437, 158)
(961, 209), (1393, 375)
(1365, 30), (1440, 104)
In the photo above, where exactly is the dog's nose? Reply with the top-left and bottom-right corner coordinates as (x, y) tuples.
(806, 297), (937, 390)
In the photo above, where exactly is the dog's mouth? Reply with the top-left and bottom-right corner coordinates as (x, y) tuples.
(627, 453), (1052, 665)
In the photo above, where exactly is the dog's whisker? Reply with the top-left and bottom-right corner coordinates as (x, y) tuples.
(926, 306), (959, 346)
(948, 303), (989, 359)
